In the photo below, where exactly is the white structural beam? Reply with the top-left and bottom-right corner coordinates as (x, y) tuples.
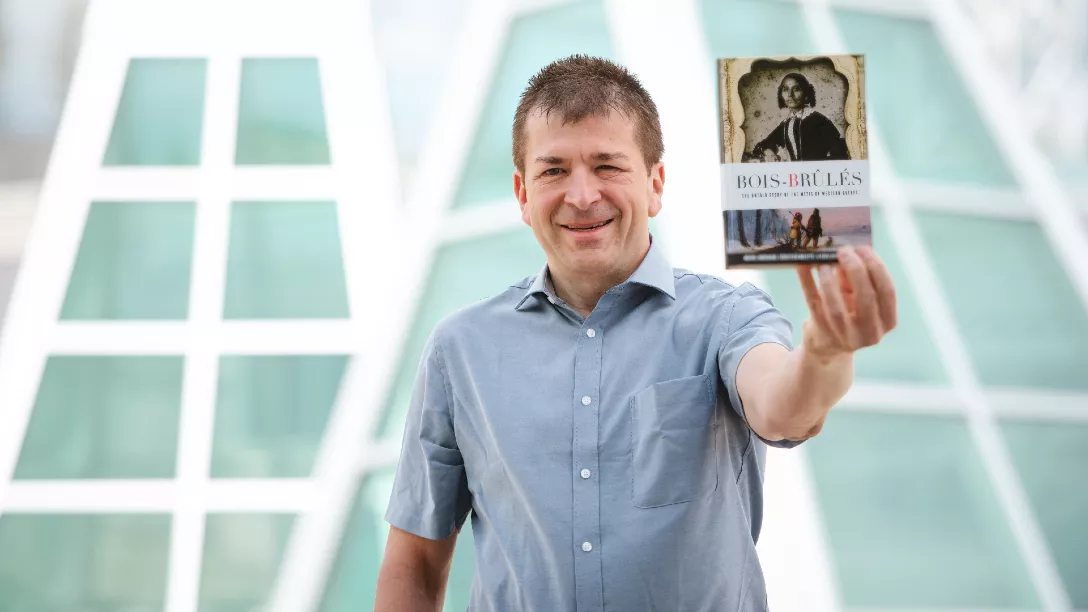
(926, 0), (1088, 316)
(3, 480), (318, 513)
(92, 167), (341, 202)
(50, 321), (361, 355)
(441, 199), (525, 244)
(266, 0), (512, 609)
(163, 47), (239, 612)
(0, 0), (128, 522)
(801, 0), (1073, 609)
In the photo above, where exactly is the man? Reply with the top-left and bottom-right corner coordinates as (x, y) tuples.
(752, 72), (850, 162)
(789, 211), (805, 249)
(804, 208), (824, 249)
(376, 55), (896, 611)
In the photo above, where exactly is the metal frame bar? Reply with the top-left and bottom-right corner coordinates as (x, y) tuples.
(266, 0), (513, 609)
(800, 0), (1073, 609)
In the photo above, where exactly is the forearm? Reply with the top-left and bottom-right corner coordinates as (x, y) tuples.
(752, 337), (853, 441)
(374, 558), (450, 612)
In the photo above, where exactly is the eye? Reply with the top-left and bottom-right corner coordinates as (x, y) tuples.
(597, 165), (620, 172)
(542, 168), (564, 177)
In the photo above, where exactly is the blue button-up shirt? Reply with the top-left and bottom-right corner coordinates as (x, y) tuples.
(386, 240), (798, 611)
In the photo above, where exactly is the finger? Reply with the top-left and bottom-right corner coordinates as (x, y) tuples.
(857, 246), (898, 332)
(796, 265), (832, 330)
(835, 264), (856, 316)
(838, 246), (883, 346)
(818, 263), (852, 346)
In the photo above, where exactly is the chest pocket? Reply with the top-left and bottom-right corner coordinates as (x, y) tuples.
(630, 373), (719, 508)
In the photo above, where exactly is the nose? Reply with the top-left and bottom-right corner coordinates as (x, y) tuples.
(563, 166), (601, 210)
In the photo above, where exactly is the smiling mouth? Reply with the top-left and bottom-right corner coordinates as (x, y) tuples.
(562, 219), (614, 232)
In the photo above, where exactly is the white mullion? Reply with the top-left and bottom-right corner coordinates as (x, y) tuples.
(94, 167), (340, 202)
(0, 4), (130, 513)
(768, 0), (930, 20)
(51, 321), (360, 355)
(838, 381), (960, 411)
(441, 199), (525, 243)
(987, 388), (1088, 423)
(926, 0), (1088, 315)
(354, 439), (403, 472)
(263, 0), (394, 605)
(266, 0), (514, 610)
(508, 0), (578, 17)
(898, 181), (1030, 219)
(799, 1), (1073, 609)
(162, 48), (239, 612)
(4, 480), (318, 513)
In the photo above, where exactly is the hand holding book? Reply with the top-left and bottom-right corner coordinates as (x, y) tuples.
(797, 245), (898, 357)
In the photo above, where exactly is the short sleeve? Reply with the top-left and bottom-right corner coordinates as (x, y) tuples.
(385, 331), (473, 539)
(717, 283), (802, 449)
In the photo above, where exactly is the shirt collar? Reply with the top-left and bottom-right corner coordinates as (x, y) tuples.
(515, 236), (676, 311)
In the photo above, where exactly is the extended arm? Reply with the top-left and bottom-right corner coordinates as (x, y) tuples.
(737, 245), (897, 442)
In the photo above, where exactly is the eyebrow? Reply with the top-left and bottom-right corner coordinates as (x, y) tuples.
(590, 151), (629, 162)
(533, 152), (630, 165)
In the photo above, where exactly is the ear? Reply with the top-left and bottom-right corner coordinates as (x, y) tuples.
(647, 161), (664, 218)
(513, 170), (531, 227)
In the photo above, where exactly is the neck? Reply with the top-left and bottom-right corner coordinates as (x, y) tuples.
(548, 240), (651, 318)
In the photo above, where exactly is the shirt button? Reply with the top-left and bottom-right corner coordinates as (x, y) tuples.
(580, 468), (591, 479)
(582, 542), (593, 552)
(581, 396), (592, 406)
(586, 328), (596, 338)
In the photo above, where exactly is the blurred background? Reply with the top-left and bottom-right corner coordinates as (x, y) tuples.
(0, 0), (1086, 610)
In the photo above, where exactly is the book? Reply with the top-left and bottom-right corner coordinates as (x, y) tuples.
(716, 54), (872, 268)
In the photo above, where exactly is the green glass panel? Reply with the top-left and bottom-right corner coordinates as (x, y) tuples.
(236, 58), (330, 165)
(761, 207), (947, 383)
(103, 58), (206, 166)
(212, 355), (349, 478)
(808, 412), (1040, 608)
(321, 468), (475, 612)
(834, 10), (1016, 187)
(1003, 420), (1088, 608)
(224, 201), (349, 319)
(198, 514), (295, 612)
(700, 0), (815, 58)
(916, 211), (1088, 389)
(15, 356), (183, 479)
(0, 514), (170, 611)
(377, 228), (544, 441)
(372, 0), (465, 196)
(452, 0), (613, 209)
(61, 201), (195, 320)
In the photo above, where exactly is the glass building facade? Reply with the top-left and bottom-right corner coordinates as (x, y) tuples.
(0, 0), (1085, 610)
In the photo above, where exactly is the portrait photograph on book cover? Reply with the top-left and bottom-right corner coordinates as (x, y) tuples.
(723, 205), (872, 266)
(719, 55), (868, 164)
(718, 53), (872, 267)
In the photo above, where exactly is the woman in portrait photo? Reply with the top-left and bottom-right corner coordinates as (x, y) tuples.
(752, 72), (849, 162)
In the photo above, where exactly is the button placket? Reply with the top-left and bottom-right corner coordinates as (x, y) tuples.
(572, 310), (607, 612)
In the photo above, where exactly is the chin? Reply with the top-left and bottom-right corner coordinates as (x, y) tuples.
(565, 251), (617, 274)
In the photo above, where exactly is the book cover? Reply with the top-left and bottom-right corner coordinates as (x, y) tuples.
(717, 54), (872, 267)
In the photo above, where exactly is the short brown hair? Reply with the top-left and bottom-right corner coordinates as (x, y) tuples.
(512, 55), (664, 174)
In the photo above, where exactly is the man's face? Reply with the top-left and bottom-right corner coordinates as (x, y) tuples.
(513, 111), (663, 283)
(781, 77), (806, 110)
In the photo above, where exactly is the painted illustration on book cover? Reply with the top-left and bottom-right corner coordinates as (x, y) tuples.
(724, 206), (871, 265)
